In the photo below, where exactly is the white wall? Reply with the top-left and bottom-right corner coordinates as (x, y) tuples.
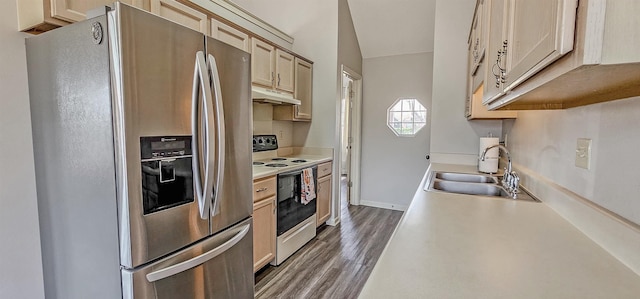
(360, 53), (434, 210)
(507, 98), (640, 225)
(429, 0), (502, 164)
(0, 0), (45, 297)
(338, 0), (362, 74)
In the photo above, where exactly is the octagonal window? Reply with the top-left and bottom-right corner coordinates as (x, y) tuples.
(387, 98), (427, 137)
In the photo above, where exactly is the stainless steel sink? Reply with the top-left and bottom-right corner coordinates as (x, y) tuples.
(432, 180), (506, 197)
(426, 171), (539, 202)
(435, 172), (498, 183)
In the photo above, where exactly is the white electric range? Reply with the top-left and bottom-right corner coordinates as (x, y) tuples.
(252, 134), (328, 265)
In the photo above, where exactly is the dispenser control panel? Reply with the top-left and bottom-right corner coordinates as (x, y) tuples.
(140, 136), (192, 160)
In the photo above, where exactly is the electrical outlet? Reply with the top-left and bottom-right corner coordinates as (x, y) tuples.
(575, 138), (591, 169)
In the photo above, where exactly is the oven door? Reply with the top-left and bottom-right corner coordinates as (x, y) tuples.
(276, 167), (317, 236)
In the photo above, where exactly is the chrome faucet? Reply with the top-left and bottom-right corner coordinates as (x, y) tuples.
(480, 144), (520, 199)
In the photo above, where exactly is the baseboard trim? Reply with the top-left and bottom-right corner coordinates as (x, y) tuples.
(360, 200), (407, 211)
(325, 216), (340, 226)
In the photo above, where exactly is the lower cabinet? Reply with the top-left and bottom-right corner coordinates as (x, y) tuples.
(252, 176), (276, 272)
(252, 196), (275, 272)
(316, 161), (332, 227)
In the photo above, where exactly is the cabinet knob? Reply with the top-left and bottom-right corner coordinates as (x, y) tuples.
(256, 187), (268, 192)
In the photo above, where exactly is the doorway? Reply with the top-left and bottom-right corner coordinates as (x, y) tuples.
(338, 66), (362, 211)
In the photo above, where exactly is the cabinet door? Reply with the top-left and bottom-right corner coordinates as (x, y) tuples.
(275, 50), (295, 93)
(253, 196), (275, 272)
(150, 0), (208, 34)
(294, 58), (313, 120)
(465, 42), (474, 118)
(316, 174), (332, 227)
(470, 0), (487, 69)
(251, 38), (276, 88)
(51, 0), (137, 22)
(211, 19), (250, 52)
(476, 0), (487, 64)
(482, 0), (508, 104)
(504, 0), (576, 90)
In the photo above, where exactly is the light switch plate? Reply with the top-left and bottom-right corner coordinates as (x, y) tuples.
(575, 138), (591, 169)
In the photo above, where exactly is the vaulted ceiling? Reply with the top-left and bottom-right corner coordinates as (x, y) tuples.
(347, 0), (437, 59)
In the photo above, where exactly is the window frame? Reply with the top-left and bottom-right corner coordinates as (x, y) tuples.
(386, 98), (427, 137)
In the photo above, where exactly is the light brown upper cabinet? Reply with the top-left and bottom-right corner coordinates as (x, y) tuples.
(251, 38), (276, 88)
(482, 0), (509, 104)
(503, 0), (576, 91)
(18, 0), (142, 33)
(211, 19), (250, 52)
(469, 0), (487, 75)
(483, 0), (640, 110)
(251, 38), (295, 93)
(150, 0), (208, 34)
(465, 0), (516, 120)
(274, 57), (313, 121)
(484, 0), (576, 105)
(275, 50), (295, 93)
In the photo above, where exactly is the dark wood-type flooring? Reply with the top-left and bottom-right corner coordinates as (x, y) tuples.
(254, 176), (404, 299)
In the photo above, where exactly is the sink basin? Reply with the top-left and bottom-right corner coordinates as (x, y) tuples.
(432, 180), (506, 197)
(435, 172), (498, 183)
(427, 171), (539, 202)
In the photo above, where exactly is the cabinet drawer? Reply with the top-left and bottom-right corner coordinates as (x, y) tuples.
(253, 176), (276, 202)
(317, 161), (332, 178)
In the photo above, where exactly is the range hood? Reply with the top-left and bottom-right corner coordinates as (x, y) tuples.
(251, 86), (301, 105)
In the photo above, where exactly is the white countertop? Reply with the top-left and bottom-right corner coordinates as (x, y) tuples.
(359, 163), (640, 298)
(252, 154), (332, 180)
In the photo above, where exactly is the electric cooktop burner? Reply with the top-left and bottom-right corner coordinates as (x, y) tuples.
(271, 158), (287, 161)
(291, 159), (307, 163)
(253, 162), (265, 165)
(265, 163), (287, 167)
(265, 163), (288, 167)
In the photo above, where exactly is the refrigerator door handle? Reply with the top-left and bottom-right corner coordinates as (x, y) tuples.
(192, 51), (216, 220)
(145, 223), (250, 282)
(208, 54), (226, 217)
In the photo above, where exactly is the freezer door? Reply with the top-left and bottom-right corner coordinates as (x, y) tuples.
(109, 3), (210, 268)
(205, 37), (253, 235)
(121, 218), (254, 299)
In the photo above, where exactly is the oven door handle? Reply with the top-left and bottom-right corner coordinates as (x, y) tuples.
(280, 170), (303, 177)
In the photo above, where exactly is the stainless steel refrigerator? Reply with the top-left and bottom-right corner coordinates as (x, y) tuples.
(26, 3), (253, 298)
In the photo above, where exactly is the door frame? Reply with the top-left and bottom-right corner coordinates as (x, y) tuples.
(328, 65), (362, 226)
